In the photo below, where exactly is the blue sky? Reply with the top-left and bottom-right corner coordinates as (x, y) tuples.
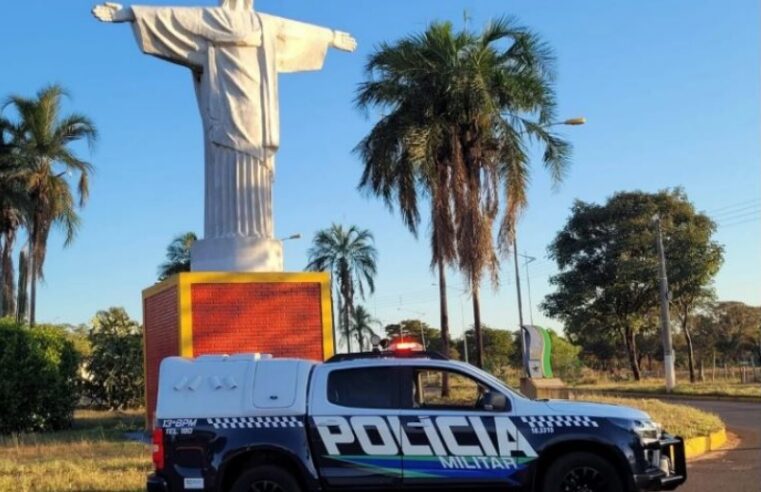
(1, 0), (759, 338)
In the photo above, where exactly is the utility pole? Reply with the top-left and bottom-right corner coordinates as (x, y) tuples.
(513, 236), (530, 378)
(654, 215), (676, 391)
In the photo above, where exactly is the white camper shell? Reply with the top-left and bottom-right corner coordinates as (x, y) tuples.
(155, 354), (315, 420)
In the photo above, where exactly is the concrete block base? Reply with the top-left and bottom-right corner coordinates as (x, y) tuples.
(520, 377), (570, 400)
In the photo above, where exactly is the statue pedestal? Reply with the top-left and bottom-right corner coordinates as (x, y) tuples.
(191, 236), (283, 272)
(520, 377), (570, 400)
(141, 271), (333, 424)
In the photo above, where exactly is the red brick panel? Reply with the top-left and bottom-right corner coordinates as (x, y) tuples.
(191, 282), (324, 361)
(143, 286), (178, 425)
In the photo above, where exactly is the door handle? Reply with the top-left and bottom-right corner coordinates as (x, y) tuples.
(316, 418), (343, 427)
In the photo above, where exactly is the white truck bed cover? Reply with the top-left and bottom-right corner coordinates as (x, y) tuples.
(156, 354), (315, 419)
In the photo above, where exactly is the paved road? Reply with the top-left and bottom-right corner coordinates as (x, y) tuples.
(675, 399), (760, 492)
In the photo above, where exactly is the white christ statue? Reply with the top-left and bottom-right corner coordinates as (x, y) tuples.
(93, 0), (356, 272)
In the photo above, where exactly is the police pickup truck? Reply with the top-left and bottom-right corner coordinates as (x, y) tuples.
(147, 347), (686, 492)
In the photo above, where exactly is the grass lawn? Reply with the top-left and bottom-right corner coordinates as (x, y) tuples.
(577, 395), (725, 439)
(573, 378), (761, 398)
(0, 410), (150, 492)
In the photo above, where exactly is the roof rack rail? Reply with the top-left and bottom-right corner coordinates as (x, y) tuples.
(326, 350), (449, 363)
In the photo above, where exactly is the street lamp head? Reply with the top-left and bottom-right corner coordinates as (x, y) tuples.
(562, 117), (586, 126)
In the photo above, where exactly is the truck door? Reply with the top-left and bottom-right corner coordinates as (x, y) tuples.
(309, 365), (402, 488)
(398, 365), (526, 488)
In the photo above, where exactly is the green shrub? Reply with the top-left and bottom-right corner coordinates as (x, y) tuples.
(0, 318), (80, 434)
(31, 325), (82, 429)
(549, 332), (583, 381)
(84, 308), (144, 410)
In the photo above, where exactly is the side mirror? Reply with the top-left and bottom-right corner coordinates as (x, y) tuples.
(482, 391), (508, 412)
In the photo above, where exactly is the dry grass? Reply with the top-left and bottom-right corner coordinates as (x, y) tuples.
(0, 410), (150, 492)
(574, 378), (761, 398)
(578, 395), (724, 439)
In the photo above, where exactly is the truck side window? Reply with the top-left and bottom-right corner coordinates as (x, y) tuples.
(327, 367), (399, 409)
(410, 368), (488, 410)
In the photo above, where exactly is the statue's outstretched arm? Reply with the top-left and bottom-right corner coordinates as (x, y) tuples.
(92, 2), (135, 23)
(331, 31), (357, 53)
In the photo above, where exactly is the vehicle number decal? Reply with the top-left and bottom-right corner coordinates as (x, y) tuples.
(529, 426), (554, 434)
(161, 418), (198, 429)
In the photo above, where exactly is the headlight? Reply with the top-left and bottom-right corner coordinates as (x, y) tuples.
(612, 418), (662, 444)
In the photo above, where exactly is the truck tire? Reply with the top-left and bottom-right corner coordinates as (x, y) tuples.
(230, 465), (301, 492)
(541, 451), (623, 492)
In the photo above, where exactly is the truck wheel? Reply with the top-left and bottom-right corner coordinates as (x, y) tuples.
(542, 452), (622, 492)
(230, 465), (301, 492)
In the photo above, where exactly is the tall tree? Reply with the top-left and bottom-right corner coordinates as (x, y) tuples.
(158, 232), (197, 281)
(5, 85), (97, 325)
(356, 18), (569, 368)
(543, 190), (720, 380)
(306, 224), (377, 353)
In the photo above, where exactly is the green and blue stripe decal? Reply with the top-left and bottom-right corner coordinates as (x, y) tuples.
(325, 454), (534, 479)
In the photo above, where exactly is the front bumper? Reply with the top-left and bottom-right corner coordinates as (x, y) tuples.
(634, 435), (687, 491)
(146, 473), (169, 492)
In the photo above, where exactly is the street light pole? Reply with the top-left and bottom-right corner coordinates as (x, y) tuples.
(512, 237), (525, 328)
(653, 214), (676, 391)
(511, 115), (585, 378)
(518, 252), (537, 325)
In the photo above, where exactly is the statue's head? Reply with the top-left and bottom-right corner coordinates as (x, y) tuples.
(220, 0), (253, 10)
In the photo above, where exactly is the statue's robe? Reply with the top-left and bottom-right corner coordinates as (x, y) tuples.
(131, 6), (333, 239)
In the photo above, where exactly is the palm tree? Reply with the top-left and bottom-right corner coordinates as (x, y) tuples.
(356, 18), (569, 367)
(350, 305), (380, 351)
(0, 116), (27, 317)
(6, 85), (97, 325)
(306, 224), (378, 353)
(158, 232), (197, 281)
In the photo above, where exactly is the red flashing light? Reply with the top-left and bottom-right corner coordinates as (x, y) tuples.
(389, 337), (424, 352)
(152, 427), (165, 471)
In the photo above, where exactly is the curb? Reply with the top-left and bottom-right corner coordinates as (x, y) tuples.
(570, 388), (761, 404)
(683, 429), (727, 459)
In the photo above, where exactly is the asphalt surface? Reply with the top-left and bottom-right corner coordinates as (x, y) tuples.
(675, 398), (761, 492)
